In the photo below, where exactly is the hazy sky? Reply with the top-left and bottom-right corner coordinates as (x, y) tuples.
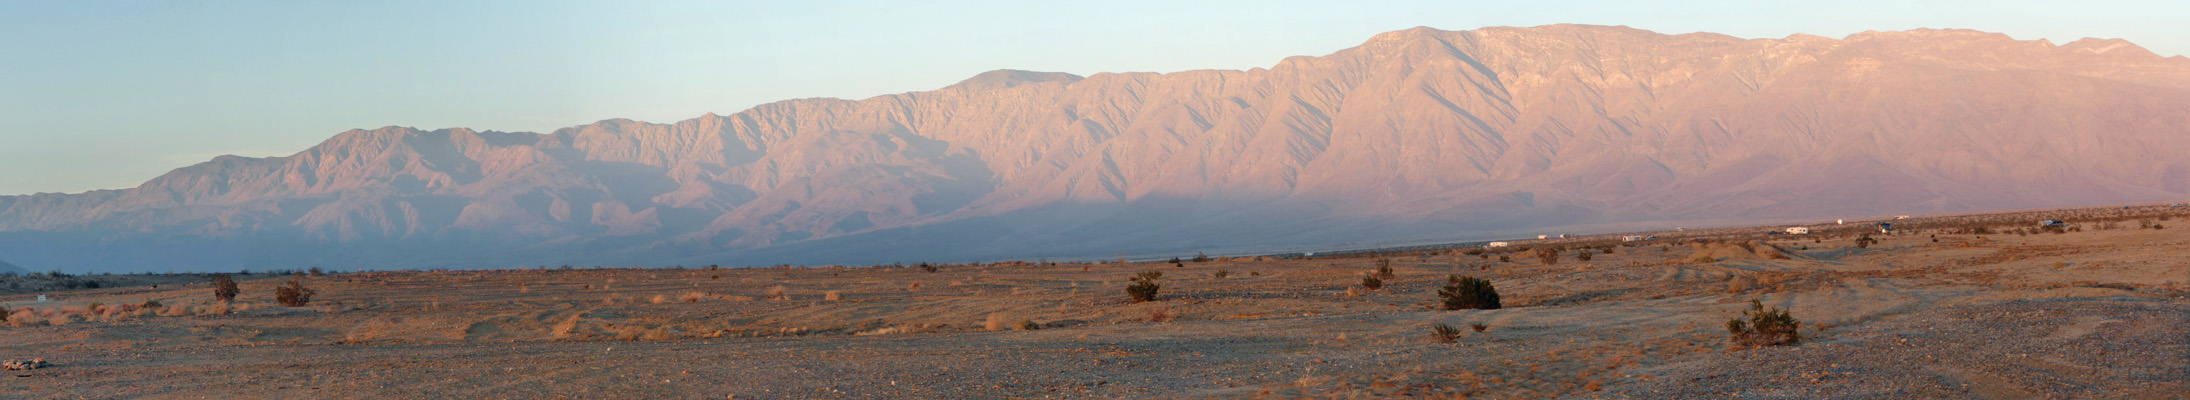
(4, 0), (2184, 195)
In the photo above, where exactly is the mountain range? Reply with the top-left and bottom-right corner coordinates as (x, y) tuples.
(5, 24), (2189, 272)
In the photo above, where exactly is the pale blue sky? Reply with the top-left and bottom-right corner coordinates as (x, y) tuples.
(3, 0), (2184, 195)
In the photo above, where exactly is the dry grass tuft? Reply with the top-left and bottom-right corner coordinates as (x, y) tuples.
(985, 312), (1010, 331)
(824, 290), (842, 301)
(765, 285), (789, 301)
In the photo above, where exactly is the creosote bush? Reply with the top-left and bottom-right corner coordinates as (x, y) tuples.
(1727, 299), (1802, 348)
(275, 278), (316, 307)
(1854, 234), (1877, 249)
(1534, 247), (1560, 265)
(211, 274), (240, 303)
(1430, 323), (1462, 343)
(1360, 274), (1384, 291)
(1374, 259), (1396, 279)
(1470, 322), (1489, 332)
(1126, 270), (1164, 302)
(1438, 275), (1501, 310)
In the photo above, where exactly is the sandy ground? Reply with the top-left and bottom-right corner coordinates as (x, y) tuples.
(3, 214), (2186, 399)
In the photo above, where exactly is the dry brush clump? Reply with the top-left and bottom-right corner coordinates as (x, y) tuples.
(1360, 273), (1384, 291)
(211, 274), (240, 302)
(1439, 276), (1502, 310)
(1727, 299), (1802, 348)
(276, 278), (316, 306)
(1430, 323), (1463, 343)
(1126, 270), (1163, 302)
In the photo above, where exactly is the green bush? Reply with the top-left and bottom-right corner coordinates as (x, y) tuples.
(1438, 276), (1501, 310)
(1727, 299), (1801, 348)
(1126, 270), (1163, 302)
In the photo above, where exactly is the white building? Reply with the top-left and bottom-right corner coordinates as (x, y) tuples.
(1487, 242), (1510, 248)
(1786, 227), (1811, 235)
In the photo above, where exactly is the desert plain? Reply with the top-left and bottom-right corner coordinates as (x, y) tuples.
(3, 206), (2186, 399)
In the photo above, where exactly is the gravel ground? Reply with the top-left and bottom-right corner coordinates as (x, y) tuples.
(1606, 297), (2189, 399)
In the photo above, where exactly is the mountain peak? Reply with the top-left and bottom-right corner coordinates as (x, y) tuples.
(946, 69), (1083, 91)
(2062, 37), (2160, 58)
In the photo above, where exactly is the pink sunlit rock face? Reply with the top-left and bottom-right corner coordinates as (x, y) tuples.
(5, 24), (2189, 271)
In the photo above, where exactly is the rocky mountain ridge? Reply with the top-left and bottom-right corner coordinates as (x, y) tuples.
(5, 24), (2189, 272)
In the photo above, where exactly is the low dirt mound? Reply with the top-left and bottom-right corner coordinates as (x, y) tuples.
(1688, 241), (1802, 262)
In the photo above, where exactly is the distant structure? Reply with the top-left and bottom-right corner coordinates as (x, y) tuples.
(1786, 227), (1812, 235)
(1486, 242), (1511, 248)
(1895, 215), (1911, 220)
(1538, 235), (1549, 240)
(1621, 235), (1656, 242)
(2040, 220), (2069, 228)
(1836, 219), (1845, 225)
(1878, 222), (1894, 233)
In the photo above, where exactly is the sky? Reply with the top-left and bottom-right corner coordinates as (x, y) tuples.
(3, 0), (2185, 195)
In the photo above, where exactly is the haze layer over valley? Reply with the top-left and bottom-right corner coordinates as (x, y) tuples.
(5, 24), (2189, 272)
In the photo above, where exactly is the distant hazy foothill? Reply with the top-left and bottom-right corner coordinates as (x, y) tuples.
(4, 24), (2189, 272)
(0, 259), (25, 274)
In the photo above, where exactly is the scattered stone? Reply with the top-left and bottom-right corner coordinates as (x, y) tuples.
(3, 358), (47, 370)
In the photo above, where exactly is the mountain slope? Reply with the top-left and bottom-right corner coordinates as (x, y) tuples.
(6, 24), (2190, 271)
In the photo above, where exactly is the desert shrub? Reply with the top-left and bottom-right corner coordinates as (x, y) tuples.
(1146, 308), (1174, 322)
(1430, 323), (1461, 343)
(1438, 276), (1501, 310)
(823, 290), (842, 301)
(276, 278), (316, 307)
(918, 263), (939, 273)
(87, 302), (105, 314)
(1471, 322), (1489, 332)
(1212, 270), (1229, 278)
(308, 267), (324, 276)
(1534, 248), (1560, 265)
(1361, 274), (1384, 291)
(1854, 234), (1877, 249)
(1374, 259), (1396, 279)
(985, 313), (1009, 331)
(765, 285), (789, 300)
(1576, 250), (1594, 262)
(211, 274), (239, 302)
(1498, 255), (1511, 262)
(1726, 299), (1801, 348)
(1191, 252), (1211, 263)
(1461, 248), (1485, 256)
(1693, 256), (1718, 264)
(1126, 270), (1163, 302)
(1016, 319), (1040, 331)
(0, 305), (7, 322)
(1168, 257), (1182, 264)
